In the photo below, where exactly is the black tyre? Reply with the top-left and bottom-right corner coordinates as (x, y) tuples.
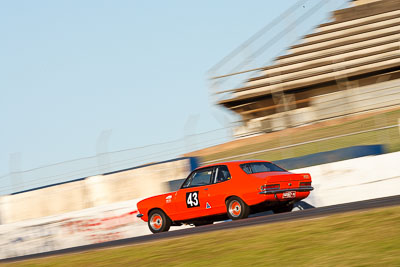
(273, 203), (294, 214)
(148, 209), (171, 233)
(226, 197), (249, 220)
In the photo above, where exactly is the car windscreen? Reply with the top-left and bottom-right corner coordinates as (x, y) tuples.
(240, 162), (286, 174)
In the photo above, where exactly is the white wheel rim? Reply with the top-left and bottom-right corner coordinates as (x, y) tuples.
(229, 200), (242, 217)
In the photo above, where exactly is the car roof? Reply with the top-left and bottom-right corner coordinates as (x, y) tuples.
(198, 159), (271, 169)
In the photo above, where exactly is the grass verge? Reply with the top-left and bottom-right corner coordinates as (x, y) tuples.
(5, 205), (400, 267)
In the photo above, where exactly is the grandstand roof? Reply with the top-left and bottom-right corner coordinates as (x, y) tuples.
(219, 0), (400, 107)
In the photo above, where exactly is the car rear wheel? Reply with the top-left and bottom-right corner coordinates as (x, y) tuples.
(226, 197), (249, 220)
(273, 203), (294, 214)
(148, 209), (171, 233)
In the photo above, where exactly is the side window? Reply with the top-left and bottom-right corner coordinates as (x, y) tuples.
(241, 164), (252, 174)
(214, 165), (231, 183)
(240, 162), (286, 174)
(182, 168), (213, 188)
(251, 163), (271, 173)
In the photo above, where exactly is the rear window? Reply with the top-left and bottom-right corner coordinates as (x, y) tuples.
(240, 162), (286, 174)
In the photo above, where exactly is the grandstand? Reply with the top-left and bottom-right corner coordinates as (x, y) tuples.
(210, 0), (400, 137)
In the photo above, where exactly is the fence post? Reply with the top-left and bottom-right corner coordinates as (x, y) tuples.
(96, 130), (112, 175)
(0, 196), (3, 225)
(9, 153), (22, 194)
(398, 118), (400, 136)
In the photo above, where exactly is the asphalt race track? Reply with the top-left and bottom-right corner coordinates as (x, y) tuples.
(3, 195), (400, 263)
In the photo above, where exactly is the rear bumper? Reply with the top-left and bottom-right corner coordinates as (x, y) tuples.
(259, 186), (314, 194)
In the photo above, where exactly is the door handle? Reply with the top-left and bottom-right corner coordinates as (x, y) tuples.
(204, 188), (208, 191)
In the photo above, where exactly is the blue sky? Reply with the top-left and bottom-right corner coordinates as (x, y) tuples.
(0, 1), (342, 188)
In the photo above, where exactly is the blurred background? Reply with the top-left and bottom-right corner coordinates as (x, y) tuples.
(1, 0), (400, 260)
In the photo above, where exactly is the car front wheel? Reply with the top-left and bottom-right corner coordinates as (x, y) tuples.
(226, 197), (249, 220)
(148, 209), (171, 233)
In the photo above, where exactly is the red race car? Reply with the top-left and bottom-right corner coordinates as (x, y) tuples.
(137, 160), (313, 233)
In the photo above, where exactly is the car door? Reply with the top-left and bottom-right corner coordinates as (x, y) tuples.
(171, 167), (215, 221)
(204, 165), (233, 216)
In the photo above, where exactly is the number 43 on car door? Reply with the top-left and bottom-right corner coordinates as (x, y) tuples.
(186, 191), (199, 208)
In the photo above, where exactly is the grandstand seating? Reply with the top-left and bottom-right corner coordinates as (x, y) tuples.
(216, 0), (400, 136)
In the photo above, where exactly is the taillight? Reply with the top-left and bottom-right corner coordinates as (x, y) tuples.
(300, 182), (312, 187)
(261, 184), (280, 191)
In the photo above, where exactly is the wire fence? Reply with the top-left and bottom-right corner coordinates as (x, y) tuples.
(1, 107), (399, 196)
(0, 127), (235, 196)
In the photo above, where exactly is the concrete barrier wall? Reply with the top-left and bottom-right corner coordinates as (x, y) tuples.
(86, 158), (194, 206)
(293, 151), (400, 207)
(0, 199), (147, 259)
(0, 197), (193, 260)
(0, 158), (198, 224)
(0, 181), (89, 224)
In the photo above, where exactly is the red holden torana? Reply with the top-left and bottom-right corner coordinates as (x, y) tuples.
(137, 160), (313, 233)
